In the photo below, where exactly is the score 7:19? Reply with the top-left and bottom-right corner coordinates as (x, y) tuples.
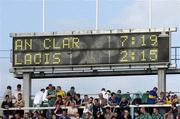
(120, 34), (158, 47)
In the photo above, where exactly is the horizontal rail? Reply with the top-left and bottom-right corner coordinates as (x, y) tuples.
(0, 104), (179, 111)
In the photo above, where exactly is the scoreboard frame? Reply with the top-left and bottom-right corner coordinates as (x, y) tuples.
(11, 28), (176, 71)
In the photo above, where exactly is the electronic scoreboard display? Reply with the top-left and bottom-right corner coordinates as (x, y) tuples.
(12, 32), (170, 67)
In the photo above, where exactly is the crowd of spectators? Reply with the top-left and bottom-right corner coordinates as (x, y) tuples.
(0, 84), (180, 119)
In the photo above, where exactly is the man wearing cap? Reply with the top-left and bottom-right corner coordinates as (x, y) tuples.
(147, 87), (158, 104)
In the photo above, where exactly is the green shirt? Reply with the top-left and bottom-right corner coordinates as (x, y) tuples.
(152, 113), (163, 119)
(138, 113), (152, 119)
(47, 89), (56, 106)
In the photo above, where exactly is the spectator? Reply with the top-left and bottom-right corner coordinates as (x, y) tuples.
(165, 93), (172, 104)
(24, 112), (30, 119)
(59, 110), (70, 119)
(14, 112), (21, 119)
(134, 111), (139, 119)
(101, 88), (108, 100)
(75, 112), (81, 119)
(1, 95), (13, 119)
(83, 97), (94, 114)
(82, 111), (94, 119)
(147, 87), (158, 104)
(75, 93), (82, 106)
(119, 97), (129, 110)
(56, 86), (66, 98)
(3, 85), (14, 101)
(132, 94), (142, 105)
(151, 108), (163, 119)
(14, 93), (24, 118)
(67, 101), (78, 119)
(104, 106), (113, 119)
(172, 95), (178, 104)
(32, 111), (39, 119)
(33, 88), (45, 107)
(46, 84), (56, 119)
(42, 86), (49, 106)
(157, 92), (166, 104)
(14, 84), (23, 100)
(138, 107), (152, 119)
(121, 109), (131, 119)
(116, 90), (122, 101)
(141, 91), (149, 104)
(82, 95), (89, 106)
(93, 98), (101, 118)
(67, 86), (76, 99)
(164, 108), (174, 119)
(98, 93), (107, 107)
(108, 92), (120, 106)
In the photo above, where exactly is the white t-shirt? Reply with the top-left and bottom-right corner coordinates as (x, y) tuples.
(42, 89), (48, 102)
(33, 91), (44, 105)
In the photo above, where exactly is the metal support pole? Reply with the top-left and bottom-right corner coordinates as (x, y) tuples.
(130, 106), (135, 119)
(149, 0), (152, 28)
(96, 0), (99, 30)
(158, 69), (166, 96)
(23, 73), (31, 112)
(42, 0), (45, 32)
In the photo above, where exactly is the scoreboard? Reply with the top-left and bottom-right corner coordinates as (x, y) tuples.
(12, 31), (170, 67)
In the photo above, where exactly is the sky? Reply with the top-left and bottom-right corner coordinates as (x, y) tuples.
(0, 0), (180, 97)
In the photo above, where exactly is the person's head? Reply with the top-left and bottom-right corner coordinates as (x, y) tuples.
(17, 84), (21, 91)
(140, 107), (146, 114)
(70, 86), (75, 91)
(14, 112), (20, 119)
(134, 111), (139, 117)
(70, 101), (76, 107)
(75, 112), (80, 118)
(40, 88), (45, 93)
(153, 87), (158, 92)
(48, 84), (53, 90)
(85, 111), (92, 119)
(51, 113), (56, 119)
(153, 108), (159, 114)
(33, 111), (39, 117)
(7, 85), (11, 90)
(17, 93), (22, 100)
(117, 90), (121, 94)
(111, 92), (116, 99)
(105, 106), (111, 113)
(5, 95), (9, 101)
(123, 109), (129, 116)
(84, 95), (89, 100)
(113, 111), (118, 117)
(88, 97), (93, 103)
(24, 112), (29, 119)
(94, 98), (99, 105)
(62, 110), (67, 117)
(121, 97), (126, 102)
(57, 86), (61, 90)
(75, 93), (80, 99)
(0, 116), (3, 119)
(101, 88), (105, 91)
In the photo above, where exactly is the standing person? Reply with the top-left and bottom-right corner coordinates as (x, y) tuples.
(67, 86), (76, 99)
(75, 93), (82, 106)
(1, 95), (13, 119)
(33, 88), (45, 107)
(147, 87), (158, 104)
(138, 107), (152, 119)
(152, 108), (163, 119)
(46, 84), (56, 119)
(3, 85), (14, 101)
